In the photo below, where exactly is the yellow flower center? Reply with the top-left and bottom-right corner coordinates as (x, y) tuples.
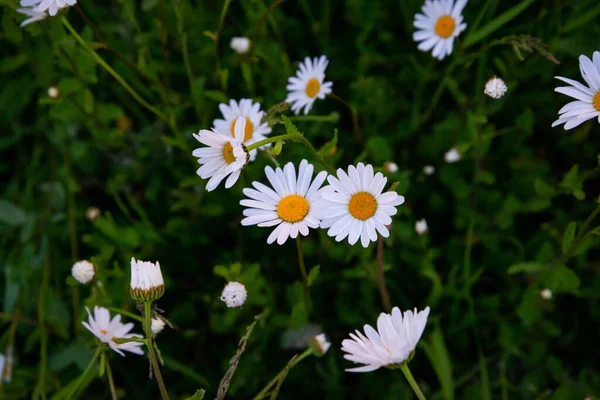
(277, 195), (309, 223)
(594, 91), (600, 111)
(305, 78), (321, 98)
(435, 15), (455, 38)
(230, 117), (254, 142)
(348, 192), (377, 220)
(223, 142), (236, 165)
(100, 329), (108, 335)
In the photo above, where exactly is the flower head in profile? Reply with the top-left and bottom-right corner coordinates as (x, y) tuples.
(82, 306), (144, 356)
(213, 99), (272, 161)
(341, 306), (430, 372)
(16, 6), (47, 27)
(484, 76), (507, 99)
(240, 160), (328, 245)
(285, 55), (333, 115)
(130, 258), (164, 302)
(72, 260), (95, 284)
(413, 0), (467, 60)
(230, 37), (250, 54)
(192, 116), (249, 191)
(310, 334), (331, 357)
(220, 282), (247, 308)
(20, 0), (76, 17)
(317, 163), (405, 248)
(552, 51), (600, 130)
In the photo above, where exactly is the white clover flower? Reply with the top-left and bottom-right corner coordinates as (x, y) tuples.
(130, 258), (164, 302)
(444, 148), (461, 163)
(86, 207), (100, 221)
(415, 219), (428, 235)
(540, 288), (553, 300)
(423, 165), (435, 175)
(484, 76), (507, 99)
(20, 0), (76, 17)
(82, 306), (144, 357)
(384, 162), (399, 174)
(552, 51), (600, 130)
(71, 260), (95, 284)
(341, 306), (430, 372)
(240, 160), (328, 245)
(317, 163), (405, 248)
(151, 318), (166, 335)
(413, 0), (467, 60)
(310, 334), (331, 357)
(285, 55), (333, 115)
(220, 282), (247, 308)
(230, 37), (250, 54)
(213, 99), (272, 161)
(192, 116), (249, 192)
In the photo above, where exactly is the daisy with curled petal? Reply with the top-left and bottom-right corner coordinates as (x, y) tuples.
(413, 0), (468, 60)
(552, 51), (600, 130)
(240, 160), (328, 245)
(82, 306), (144, 357)
(192, 116), (249, 192)
(285, 55), (333, 115)
(213, 99), (272, 161)
(20, 0), (76, 16)
(341, 306), (430, 372)
(317, 163), (405, 248)
(16, 7), (48, 26)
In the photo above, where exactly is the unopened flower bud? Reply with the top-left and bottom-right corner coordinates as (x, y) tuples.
(130, 258), (164, 302)
(309, 334), (331, 357)
(220, 282), (247, 308)
(72, 260), (95, 284)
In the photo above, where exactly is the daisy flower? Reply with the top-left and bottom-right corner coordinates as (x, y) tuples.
(213, 99), (272, 161)
(192, 116), (249, 192)
(317, 163), (405, 248)
(240, 160), (328, 245)
(484, 76), (507, 99)
(285, 55), (333, 115)
(130, 257), (164, 302)
(341, 306), (430, 372)
(16, 6), (48, 26)
(552, 51), (600, 130)
(82, 306), (144, 357)
(413, 0), (468, 60)
(220, 281), (247, 308)
(20, 0), (76, 17)
(72, 260), (95, 284)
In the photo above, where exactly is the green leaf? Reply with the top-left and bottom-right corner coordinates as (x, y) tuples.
(534, 179), (554, 197)
(307, 265), (320, 287)
(562, 222), (577, 254)
(319, 129), (338, 157)
(0, 199), (27, 226)
(268, 140), (284, 156)
(421, 326), (455, 400)
(559, 165), (585, 200)
(185, 389), (206, 400)
(539, 266), (580, 294)
(507, 262), (544, 275)
(112, 337), (145, 345)
(281, 115), (299, 135)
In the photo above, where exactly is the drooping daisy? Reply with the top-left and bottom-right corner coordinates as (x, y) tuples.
(20, 0), (76, 16)
(285, 55), (333, 115)
(413, 0), (468, 60)
(192, 116), (249, 192)
(213, 99), (272, 161)
(16, 6), (48, 26)
(341, 306), (430, 372)
(82, 306), (144, 357)
(552, 51), (600, 130)
(317, 163), (405, 248)
(240, 160), (328, 245)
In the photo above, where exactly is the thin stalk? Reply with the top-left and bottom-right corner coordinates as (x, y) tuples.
(327, 92), (360, 140)
(61, 18), (175, 131)
(70, 347), (102, 399)
(144, 301), (170, 400)
(105, 353), (118, 400)
(399, 363), (427, 400)
(252, 349), (312, 400)
(375, 236), (392, 312)
(295, 237), (309, 314)
(214, 0), (232, 74)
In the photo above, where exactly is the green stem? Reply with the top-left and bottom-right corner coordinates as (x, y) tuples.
(327, 92), (360, 140)
(375, 236), (392, 312)
(36, 255), (51, 399)
(105, 353), (118, 400)
(61, 18), (175, 132)
(252, 349), (313, 400)
(399, 363), (427, 400)
(214, 0), (232, 74)
(70, 347), (102, 399)
(144, 302), (170, 400)
(64, 143), (80, 337)
(295, 237), (309, 315)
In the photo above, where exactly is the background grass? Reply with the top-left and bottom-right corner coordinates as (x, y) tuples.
(1, 0), (600, 398)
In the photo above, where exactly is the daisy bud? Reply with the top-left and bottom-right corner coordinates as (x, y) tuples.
(484, 76), (508, 99)
(220, 281), (247, 308)
(130, 258), (165, 302)
(86, 207), (100, 221)
(230, 37), (251, 54)
(415, 219), (428, 235)
(540, 288), (553, 300)
(48, 86), (60, 99)
(444, 148), (461, 163)
(423, 165), (435, 175)
(309, 334), (331, 357)
(71, 260), (95, 284)
(151, 318), (166, 335)
(384, 162), (399, 174)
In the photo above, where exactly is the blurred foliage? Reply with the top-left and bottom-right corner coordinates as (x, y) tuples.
(1, 0), (600, 399)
